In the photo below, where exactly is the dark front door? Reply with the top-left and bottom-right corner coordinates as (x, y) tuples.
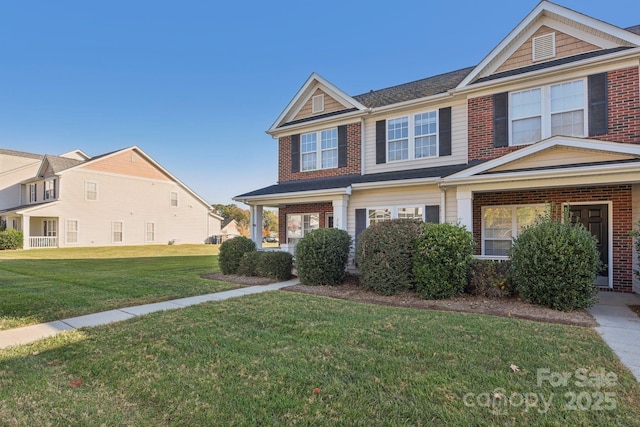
(569, 204), (608, 278)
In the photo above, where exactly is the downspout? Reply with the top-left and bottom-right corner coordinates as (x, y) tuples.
(440, 185), (446, 224)
(360, 116), (366, 175)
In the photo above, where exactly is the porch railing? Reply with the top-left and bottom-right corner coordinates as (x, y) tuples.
(29, 236), (58, 248)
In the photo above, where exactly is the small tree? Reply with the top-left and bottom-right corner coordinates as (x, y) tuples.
(510, 211), (601, 311)
(356, 219), (422, 295)
(218, 236), (256, 275)
(413, 223), (475, 299)
(295, 228), (352, 286)
(0, 229), (23, 250)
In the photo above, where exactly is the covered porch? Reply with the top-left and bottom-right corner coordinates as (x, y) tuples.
(0, 203), (62, 249)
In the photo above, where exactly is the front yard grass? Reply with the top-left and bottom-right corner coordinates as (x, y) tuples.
(0, 291), (638, 426)
(0, 245), (237, 330)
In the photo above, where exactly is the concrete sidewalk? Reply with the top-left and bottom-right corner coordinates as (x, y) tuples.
(588, 291), (640, 382)
(0, 279), (298, 350)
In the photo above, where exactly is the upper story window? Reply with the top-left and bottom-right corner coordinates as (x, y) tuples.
(510, 79), (585, 146)
(44, 179), (56, 200)
(85, 181), (98, 201)
(29, 184), (37, 203)
(170, 191), (178, 207)
(301, 128), (338, 171)
(387, 111), (438, 162)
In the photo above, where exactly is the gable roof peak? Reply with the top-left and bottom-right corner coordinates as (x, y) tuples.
(458, 1), (640, 87)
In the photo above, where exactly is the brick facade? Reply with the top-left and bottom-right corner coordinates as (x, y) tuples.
(467, 66), (640, 162)
(278, 122), (361, 183)
(473, 185), (633, 292)
(278, 202), (333, 244)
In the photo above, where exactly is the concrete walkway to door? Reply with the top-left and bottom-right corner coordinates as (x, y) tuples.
(588, 291), (640, 381)
(0, 279), (299, 350)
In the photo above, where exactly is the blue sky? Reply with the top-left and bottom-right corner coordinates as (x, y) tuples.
(1, 1), (638, 206)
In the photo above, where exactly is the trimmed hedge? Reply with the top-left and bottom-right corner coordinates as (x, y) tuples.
(258, 251), (293, 281)
(0, 229), (23, 250)
(510, 215), (601, 311)
(295, 228), (352, 286)
(355, 219), (422, 295)
(237, 251), (264, 276)
(467, 259), (513, 298)
(218, 236), (256, 275)
(413, 223), (475, 299)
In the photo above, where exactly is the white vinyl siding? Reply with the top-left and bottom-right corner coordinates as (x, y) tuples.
(365, 101), (467, 174)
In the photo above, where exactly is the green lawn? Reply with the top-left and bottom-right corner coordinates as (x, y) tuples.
(0, 245), (237, 330)
(0, 291), (638, 426)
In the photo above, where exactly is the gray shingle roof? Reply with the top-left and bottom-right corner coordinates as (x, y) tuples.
(236, 161), (483, 199)
(0, 149), (43, 160)
(43, 154), (84, 173)
(353, 67), (475, 108)
(625, 25), (640, 35)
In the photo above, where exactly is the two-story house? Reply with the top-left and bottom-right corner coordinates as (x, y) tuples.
(235, 1), (640, 294)
(0, 146), (222, 248)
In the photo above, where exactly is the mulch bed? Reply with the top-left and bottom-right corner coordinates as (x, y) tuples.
(203, 273), (598, 327)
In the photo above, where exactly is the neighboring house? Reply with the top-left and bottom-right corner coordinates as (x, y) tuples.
(236, 1), (640, 294)
(221, 219), (242, 241)
(0, 146), (222, 248)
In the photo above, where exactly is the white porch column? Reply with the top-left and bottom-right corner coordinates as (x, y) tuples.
(22, 215), (30, 249)
(332, 196), (349, 230)
(250, 205), (263, 249)
(456, 190), (473, 232)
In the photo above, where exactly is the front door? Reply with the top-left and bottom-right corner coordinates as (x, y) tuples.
(569, 205), (608, 281)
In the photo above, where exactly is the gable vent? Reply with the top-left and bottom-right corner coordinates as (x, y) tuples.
(312, 94), (325, 114)
(532, 33), (556, 62)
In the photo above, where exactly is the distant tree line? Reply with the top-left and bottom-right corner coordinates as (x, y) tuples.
(212, 204), (278, 238)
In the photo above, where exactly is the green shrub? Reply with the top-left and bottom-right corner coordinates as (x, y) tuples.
(237, 251), (264, 276)
(355, 219), (422, 295)
(295, 228), (352, 286)
(510, 214), (601, 311)
(218, 236), (256, 275)
(413, 223), (475, 299)
(467, 259), (513, 298)
(258, 251), (293, 281)
(0, 229), (23, 250)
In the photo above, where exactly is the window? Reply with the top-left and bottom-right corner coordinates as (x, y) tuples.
(170, 192), (178, 207)
(29, 184), (37, 203)
(366, 206), (424, 226)
(112, 221), (123, 243)
(43, 220), (57, 237)
(482, 205), (546, 256)
(510, 79), (585, 145)
(312, 94), (324, 114)
(66, 220), (78, 244)
(387, 111), (438, 161)
(85, 181), (98, 201)
(44, 179), (56, 200)
(286, 213), (319, 245)
(301, 128), (338, 171)
(145, 222), (155, 242)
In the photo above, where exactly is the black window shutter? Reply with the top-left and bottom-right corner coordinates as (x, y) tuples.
(290, 134), (300, 173)
(355, 208), (367, 243)
(438, 107), (452, 156)
(425, 205), (440, 224)
(338, 125), (347, 168)
(493, 92), (509, 147)
(589, 72), (608, 136)
(375, 120), (386, 164)
(53, 179), (56, 199)
(34, 184), (37, 202)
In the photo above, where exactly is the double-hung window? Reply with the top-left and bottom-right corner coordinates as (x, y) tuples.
(145, 222), (155, 242)
(367, 206), (424, 226)
(301, 128), (338, 171)
(387, 111), (438, 161)
(29, 184), (37, 203)
(44, 179), (56, 200)
(170, 192), (178, 207)
(510, 79), (585, 145)
(66, 220), (78, 244)
(482, 205), (546, 256)
(85, 181), (98, 201)
(112, 221), (124, 243)
(286, 213), (319, 245)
